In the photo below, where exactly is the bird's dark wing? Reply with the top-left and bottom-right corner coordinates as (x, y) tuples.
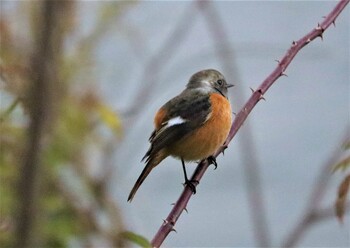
(142, 90), (212, 162)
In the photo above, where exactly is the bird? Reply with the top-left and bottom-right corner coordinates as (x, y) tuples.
(127, 69), (233, 202)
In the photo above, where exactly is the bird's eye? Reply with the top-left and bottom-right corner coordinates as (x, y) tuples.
(217, 79), (223, 86)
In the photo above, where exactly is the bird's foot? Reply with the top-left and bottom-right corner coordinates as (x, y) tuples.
(207, 156), (218, 169)
(183, 179), (199, 194)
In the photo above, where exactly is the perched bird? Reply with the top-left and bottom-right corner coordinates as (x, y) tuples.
(128, 69), (233, 202)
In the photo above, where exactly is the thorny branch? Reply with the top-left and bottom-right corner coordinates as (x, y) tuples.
(198, 1), (271, 246)
(151, 1), (349, 247)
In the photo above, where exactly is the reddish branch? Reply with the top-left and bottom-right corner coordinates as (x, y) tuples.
(198, 2), (271, 246)
(151, 1), (349, 247)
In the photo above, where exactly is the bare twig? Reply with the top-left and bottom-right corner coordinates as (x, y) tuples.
(282, 200), (350, 248)
(282, 130), (350, 247)
(0, 97), (20, 122)
(123, 3), (196, 120)
(15, 1), (67, 247)
(57, 166), (126, 247)
(151, 1), (349, 246)
(314, 201), (350, 223)
(198, 2), (271, 246)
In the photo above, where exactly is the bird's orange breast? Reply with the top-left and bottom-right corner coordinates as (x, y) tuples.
(167, 93), (232, 161)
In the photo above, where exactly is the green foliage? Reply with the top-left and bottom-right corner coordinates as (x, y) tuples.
(121, 231), (152, 248)
(0, 1), (127, 247)
(0, 120), (25, 245)
(335, 174), (350, 223)
(332, 139), (350, 172)
(332, 136), (350, 223)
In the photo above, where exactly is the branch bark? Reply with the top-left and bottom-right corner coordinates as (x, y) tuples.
(198, 2), (271, 246)
(151, 1), (349, 246)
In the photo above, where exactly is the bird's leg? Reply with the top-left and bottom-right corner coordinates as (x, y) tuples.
(181, 158), (198, 194)
(207, 155), (217, 169)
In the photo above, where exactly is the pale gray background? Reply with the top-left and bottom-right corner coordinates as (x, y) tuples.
(4, 1), (349, 247)
(103, 1), (349, 247)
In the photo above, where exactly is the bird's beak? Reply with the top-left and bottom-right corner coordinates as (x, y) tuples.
(226, 84), (235, 88)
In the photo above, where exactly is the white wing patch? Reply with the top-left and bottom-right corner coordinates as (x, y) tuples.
(165, 116), (186, 128)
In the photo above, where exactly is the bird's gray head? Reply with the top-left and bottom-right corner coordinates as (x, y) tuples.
(186, 69), (234, 98)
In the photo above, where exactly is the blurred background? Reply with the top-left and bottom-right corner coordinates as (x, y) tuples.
(0, 1), (349, 247)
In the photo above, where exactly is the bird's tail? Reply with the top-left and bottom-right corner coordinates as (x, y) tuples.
(127, 151), (166, 202)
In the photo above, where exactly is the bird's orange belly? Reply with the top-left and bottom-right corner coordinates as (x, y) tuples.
(167, 93), (232, 161)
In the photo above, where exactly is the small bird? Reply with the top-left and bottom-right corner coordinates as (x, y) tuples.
(128, 69), (233, 202)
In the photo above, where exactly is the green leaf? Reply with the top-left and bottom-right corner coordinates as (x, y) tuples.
(97, 103), (122, 137)
(121, 231), (151, 248)
(332, 156), (350, 172)
(335, 174), (350, 223)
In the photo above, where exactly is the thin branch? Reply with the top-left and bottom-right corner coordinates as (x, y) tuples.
(313, 201), (350, 224)
(56, 168), (125, 247)
(122, 2), (196, 120)
(198, 2), (271, 246)
(282, 201), (350, 248)
(151, 1), (349, 247)
(282, 130), (350, 247)
(0, 97), (20, 122)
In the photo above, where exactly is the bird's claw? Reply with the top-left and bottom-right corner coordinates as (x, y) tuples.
(207, 156), (218, 169)
(183, 179), (199, 194)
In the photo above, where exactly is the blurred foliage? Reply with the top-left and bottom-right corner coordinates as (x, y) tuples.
(333, 136), (350, 223)
(0, 1), (132, 247)
(335, 174), (350, 223)
(121, 231), (151, 248)
(332, 139), (350, 172)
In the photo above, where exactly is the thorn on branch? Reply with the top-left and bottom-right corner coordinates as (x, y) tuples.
(183, 207), (188, 213)
(221, 144), (228, 155)
(255, 89), (265, 101)
(275, 59), (281, 64)
(281, 72), (288, 77)
(316, 23), (325, 40)
(318, 33), (324, 41)
(249, 87), (255, 93)
(316, 23), (325, 33)
(171, 227), (177, 233)
(306, 38), (311, 44)
(162, 219), (168, 225)
(232, 111), (237, 116)
(332, 20), (336, 27)
(292, 41), (297, 46)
